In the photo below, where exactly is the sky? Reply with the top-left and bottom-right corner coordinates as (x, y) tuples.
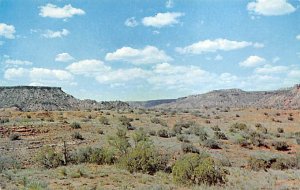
(0, 0), (299, 101)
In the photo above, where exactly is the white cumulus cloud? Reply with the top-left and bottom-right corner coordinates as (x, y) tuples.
(4, 67), (73, 83)
(296, 34), (300, 40)
(4, 68), (28, 80)
(30, 68), (73, 81)
(142, 12), (184, 28)
(239, 55), (266, 67)
(176, 38), (259, 54)
(55, 53), (74, 62)
(247, 0), (296, 16)
(0, 23), (16, 39)
(66, 59), (111, 76)
(42, 29), (69, 38)
(39, 4), (85, 19)
(105, 46), (172, 65)
(96, 68), (149, 84)
(149, 63), (213, 88)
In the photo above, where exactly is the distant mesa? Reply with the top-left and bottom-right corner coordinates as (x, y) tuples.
(0, 86), (129, 111)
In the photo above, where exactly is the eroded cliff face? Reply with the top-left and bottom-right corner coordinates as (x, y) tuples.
(0, 86), (129, 111)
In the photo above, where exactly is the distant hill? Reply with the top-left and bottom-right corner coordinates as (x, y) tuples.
(128, 99), (177, 108)
(0, 86), (129, 111)
(131, 84), (300, 109)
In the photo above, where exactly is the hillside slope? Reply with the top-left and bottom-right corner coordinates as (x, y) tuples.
(0, 86), (129, 111)
(153, 85), (300, 109)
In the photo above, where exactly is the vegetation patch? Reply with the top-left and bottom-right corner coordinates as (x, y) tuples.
(172, 153), (227, 185)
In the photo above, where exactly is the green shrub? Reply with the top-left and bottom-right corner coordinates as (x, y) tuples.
(248, 153), (296, 171)
(168, 131), (176, 137)
(72, 132), (84, 140)
(108, 128), (131, 154)
(172, 124), (182, 134)
(98, 129), (104, 135)
(151, 118), (167, 127)
(203, 139), (221, 149)
(214, 131), (227, 140)
(181, 143), (199, 154)
(69, 168), (86, 178)
(157, 129), (169, 138)
(234, 136), (251, 148)
(72, 147), (115, 165)
(273, 141), (289, 151)
(36, 146), (63, 168)
(119, 115), (133, 126)
(211, 125), (221, 131)
(198, 130), (208, 142)
(71, 147), (93, 163)
(258, 126), (268, 134)
(132, 128), (149, 146)
(9, 133), (20, 141)
(277, 128), (284, 133)
(248, 156), (270, 171)
(229, 123), (247, 133)
(119, 141), (167, 174)
(99, 116), (109, 125)
(177, 134), (190, 143)
(270, 157), (297, 170)
(190, 126), (205, 137)
(148, 130), (156, 136)
(174, 120), (194, 129)
(0, 118), (9, 124)
(24, 180), (48, 190)
(70, 122), (81, 129)
(255, 123), (262, 128)
(172, 153), (227, 185)
(249, 131), (266, 147)
(0, 156), (20, 172)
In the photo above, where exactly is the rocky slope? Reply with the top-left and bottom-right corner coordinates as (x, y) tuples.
(139, 84), (300, 109)
(0, 86), (129, 111)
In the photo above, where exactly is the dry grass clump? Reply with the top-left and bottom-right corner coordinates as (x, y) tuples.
(70, 122), (81, 129)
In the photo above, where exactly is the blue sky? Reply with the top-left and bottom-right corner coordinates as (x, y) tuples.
(0, 0), (299, 101)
